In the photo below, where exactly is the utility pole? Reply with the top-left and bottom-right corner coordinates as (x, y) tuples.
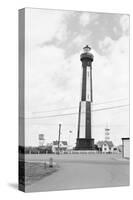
(58, 123), (61, 154)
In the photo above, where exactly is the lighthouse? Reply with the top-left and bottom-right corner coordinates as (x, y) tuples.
(75, 45), (95, 150)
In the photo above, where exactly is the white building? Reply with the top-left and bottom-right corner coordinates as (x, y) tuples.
(97, 141), (114, 153)
(122, 138), (130, 158)
(52, 141), (68, 153)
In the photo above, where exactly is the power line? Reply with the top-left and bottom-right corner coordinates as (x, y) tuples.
(92, 104), (129, 112)
(25, 104), (129, 119)
(92, 98), (128, 106)
(32, 98), (128, 114)
(33, 123), (128, 127)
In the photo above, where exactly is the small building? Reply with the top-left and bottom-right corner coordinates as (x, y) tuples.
(122, 138), (130, 159)
(52, 141), (68, 153)
(111, 146), (120, 153)
(97, 141), (114, 153)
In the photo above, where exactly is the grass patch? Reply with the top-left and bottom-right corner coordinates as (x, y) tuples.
(19, 161), (59, 186)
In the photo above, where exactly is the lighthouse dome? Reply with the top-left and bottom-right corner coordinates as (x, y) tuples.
(80, 45), (94, 62)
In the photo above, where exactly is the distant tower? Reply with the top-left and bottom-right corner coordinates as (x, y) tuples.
(75, 45), (95, 150)
(105, 125), (110, 141)
(38, 134), (45, 146)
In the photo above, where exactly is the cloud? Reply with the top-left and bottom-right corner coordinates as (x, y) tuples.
(99, 37), (115, 54)
(79, 12), (99, 28)
(79, 12), (90, 26)
(28, 8), (65, 48)
(55, 24), (68, 42)
(120, 14), (129, 34)
(72, 33), (91, 49)
(95, 35), (129, 101)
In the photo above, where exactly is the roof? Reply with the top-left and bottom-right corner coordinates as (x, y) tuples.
(122, 137), (130, 140)
(97, 140), (114, 148)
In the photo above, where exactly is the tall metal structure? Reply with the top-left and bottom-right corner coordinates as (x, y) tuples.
(75, 45), (95, 150)
(105, 127), (110, 141)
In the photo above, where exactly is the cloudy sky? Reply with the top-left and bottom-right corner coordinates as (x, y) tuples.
(24, 8), (129, 147)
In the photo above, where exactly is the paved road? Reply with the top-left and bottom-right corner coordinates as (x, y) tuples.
(25, 154), (129, 192)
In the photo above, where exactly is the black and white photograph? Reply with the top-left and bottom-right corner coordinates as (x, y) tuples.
(19, 8), (129, 193)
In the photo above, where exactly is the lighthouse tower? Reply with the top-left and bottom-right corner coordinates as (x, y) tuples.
(75, 45), (95, 150)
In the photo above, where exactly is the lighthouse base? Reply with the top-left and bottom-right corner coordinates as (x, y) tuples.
(75, 138), (95, 150)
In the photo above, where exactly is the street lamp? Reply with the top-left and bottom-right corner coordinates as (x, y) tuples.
(57, 123), (62, 154)
(68, 130), (72, 148)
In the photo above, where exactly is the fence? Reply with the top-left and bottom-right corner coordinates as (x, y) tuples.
(55, 150), (121, 155)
